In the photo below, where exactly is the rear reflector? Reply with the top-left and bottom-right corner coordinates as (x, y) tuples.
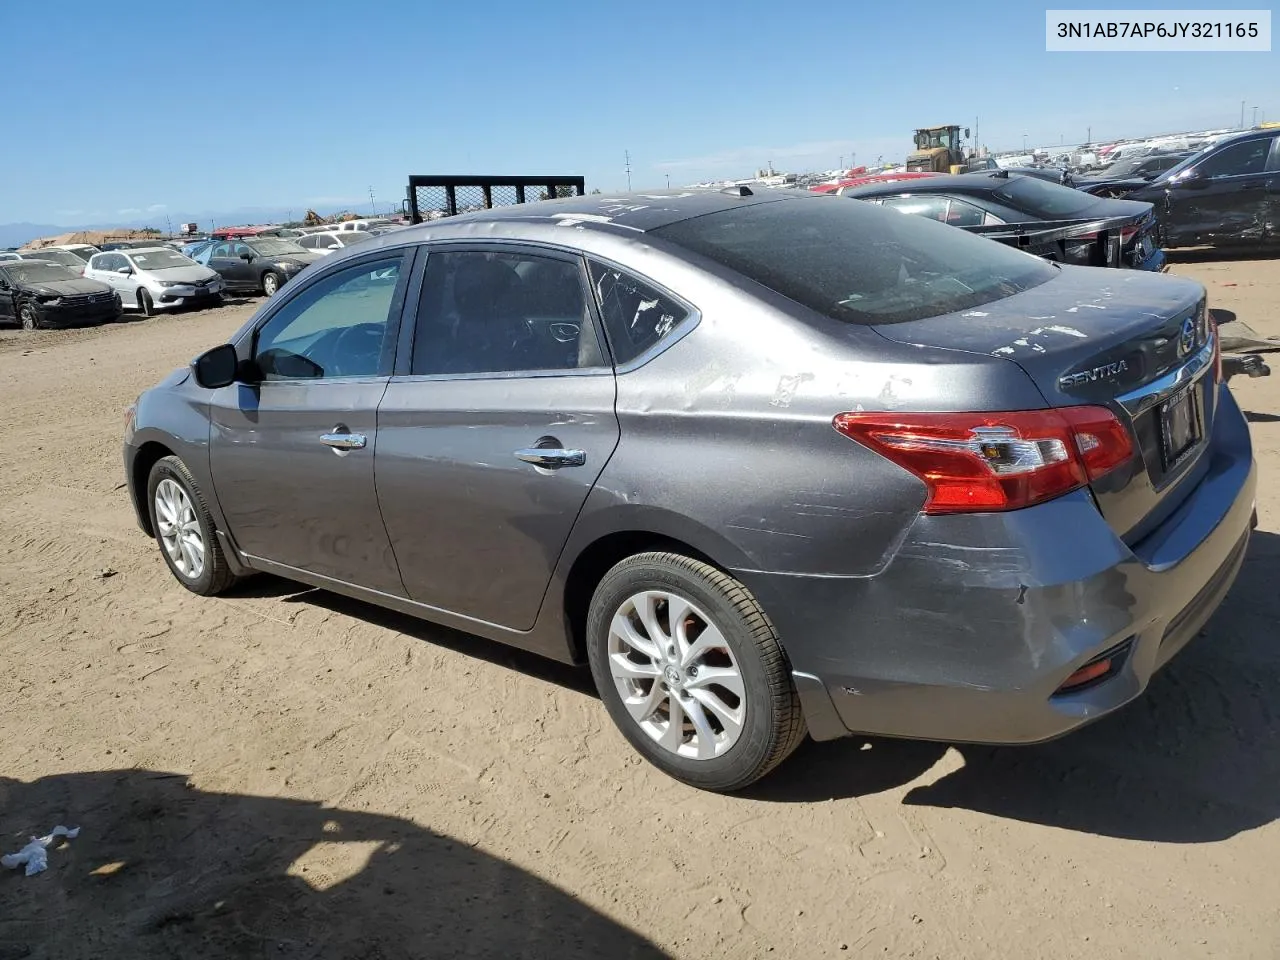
(832, 407), (1134, 514)
(1055, 639), (1132, 694)
(1057, 658), (1114, 692)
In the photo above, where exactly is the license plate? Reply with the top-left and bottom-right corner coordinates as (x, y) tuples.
(1159, 386), (1201, 469)
(1139, 234), (1155, 259)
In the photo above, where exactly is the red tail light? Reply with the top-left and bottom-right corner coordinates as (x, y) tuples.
(832, 407), (1134, 514)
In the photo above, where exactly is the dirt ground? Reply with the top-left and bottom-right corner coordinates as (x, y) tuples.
(1, 259), (1278, 960)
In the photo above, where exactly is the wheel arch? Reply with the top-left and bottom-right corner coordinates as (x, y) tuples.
(130, 440), (176, 536)
(557, 509), (755, 665)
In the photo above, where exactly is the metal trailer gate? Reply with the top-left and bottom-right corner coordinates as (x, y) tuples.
(406, 175), (586, 224)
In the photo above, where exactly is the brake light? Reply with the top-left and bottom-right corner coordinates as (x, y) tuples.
(832, 407), (1134, 514)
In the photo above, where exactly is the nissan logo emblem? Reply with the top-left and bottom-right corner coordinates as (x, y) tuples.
(1178, 317), (1197, 357)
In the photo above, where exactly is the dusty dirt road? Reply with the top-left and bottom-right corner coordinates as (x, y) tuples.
(2, 261), (1278, 960)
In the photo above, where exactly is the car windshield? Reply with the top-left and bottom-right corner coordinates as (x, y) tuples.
(21, 249), (82, 268)
(653, 195), (1055, 325)
(990, 177), (1097, 218)
(1153, 142), (1218, 182)
(2, 263), (81, 284)
(129, 249), (195, 271)
(250, 238), (307, 256)
(1099, 156), (1146, 177)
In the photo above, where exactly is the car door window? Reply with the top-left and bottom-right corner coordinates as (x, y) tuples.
(880, 195), (950, 222)
(411, 250), (603, 376)
(297, 235), (316, 250)
(942, 197), (988, 227)
(1196, 139), (1270, 178)
(588, 260), (691, 365)
(232, 242), (254, 259)
(253, 258), (404, 381)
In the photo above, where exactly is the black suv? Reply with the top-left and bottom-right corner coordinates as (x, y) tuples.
(1110, 131), (1279, 247)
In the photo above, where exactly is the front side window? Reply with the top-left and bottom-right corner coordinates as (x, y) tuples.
(588, 260), (690, 364)
(253, 258), (403, 381)
(654, 196), (1055, 326)
(411, 250), (603, 376)
(1195, 138), (1271, 178)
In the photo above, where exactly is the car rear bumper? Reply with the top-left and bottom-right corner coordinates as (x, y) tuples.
(737, 383), (1257, 745)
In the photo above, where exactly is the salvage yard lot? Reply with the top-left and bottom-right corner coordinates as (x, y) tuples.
(1, 258), (1278, 959)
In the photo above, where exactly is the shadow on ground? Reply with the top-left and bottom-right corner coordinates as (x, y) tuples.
(225, 575), (595, 696)
(0, 770), (667, 960)
(1166, 247), (1280, 265)
(751, 531), (1280, 843)
(221, 534), (1280, 846)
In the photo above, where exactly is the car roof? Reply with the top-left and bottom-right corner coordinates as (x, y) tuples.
(416, 188), (794, 235)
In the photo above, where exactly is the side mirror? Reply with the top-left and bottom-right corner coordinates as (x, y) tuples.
(239, 251), (254, 261)
(116, 266), (132, 275)
(193, 343), (240, 389)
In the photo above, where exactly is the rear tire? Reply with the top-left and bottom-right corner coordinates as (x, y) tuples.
(261, 272), (281, 297)
(586, 552), (805, 792)
(19, 304), (38, 331)
(138, 289), (155, 317)
(146, 455), (237, 596)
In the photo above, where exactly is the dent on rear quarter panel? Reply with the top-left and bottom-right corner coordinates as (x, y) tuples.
(590, 265), (1051, 580)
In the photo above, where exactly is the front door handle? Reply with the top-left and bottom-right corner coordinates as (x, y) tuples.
(514, 447), (586, 468)
(321, 432), (367, 450)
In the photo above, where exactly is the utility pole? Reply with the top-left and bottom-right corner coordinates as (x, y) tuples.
(1087, 125), (1091, 144)
(665, 174), (670, 189)
(624, 150), (632, 191)
(1253, 105), (1259, 127)
(839, 155), (844, 170)
(1241, 100), (1246, 128)
(974, 116), (979, 154)
(368, 186), (376, 216)
(1022, 133), (1028, 152)
(165, 215), (173, 238)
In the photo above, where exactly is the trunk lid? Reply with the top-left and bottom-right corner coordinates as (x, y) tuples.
(873, 265), (1215, 542)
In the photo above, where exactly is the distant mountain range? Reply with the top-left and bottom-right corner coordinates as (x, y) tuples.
(0, 204), (388, 248)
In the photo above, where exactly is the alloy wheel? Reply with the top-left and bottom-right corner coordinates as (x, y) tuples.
(607, 590), (746, 760)
(154, 478), (205, 579)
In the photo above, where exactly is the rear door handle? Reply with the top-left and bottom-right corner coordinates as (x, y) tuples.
(321, 432), (367, 450)
(514, 448), (586, 468)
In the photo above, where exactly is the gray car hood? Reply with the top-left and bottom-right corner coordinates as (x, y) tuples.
(145, 265), (219, 283)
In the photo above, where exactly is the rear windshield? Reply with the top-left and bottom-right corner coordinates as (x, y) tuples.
(991, 177), (1097, 218)
(20, 249), (82, 268)
(653, 195), (1055, 325)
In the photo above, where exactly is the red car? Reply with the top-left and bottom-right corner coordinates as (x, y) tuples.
(810, 171), (943, 196)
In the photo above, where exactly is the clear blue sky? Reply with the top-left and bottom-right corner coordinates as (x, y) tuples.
(3, 0), (1273, 228)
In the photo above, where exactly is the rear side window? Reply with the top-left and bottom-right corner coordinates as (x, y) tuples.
(588, 261), (689, 365)
(991, 177), (1096, 218)
(881, 196), (948, 222)
(654, 196), (1054, 326)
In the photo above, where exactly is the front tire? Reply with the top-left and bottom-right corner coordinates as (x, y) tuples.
(586, 552), (805, 792)
(146, 455), (237, 596)
(261, 272), (281, 297)
(138, 288), (155, 317)
(19, 304), (38, 331)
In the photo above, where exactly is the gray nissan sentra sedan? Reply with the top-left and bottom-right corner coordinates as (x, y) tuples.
(124, 189), (1257, 792)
